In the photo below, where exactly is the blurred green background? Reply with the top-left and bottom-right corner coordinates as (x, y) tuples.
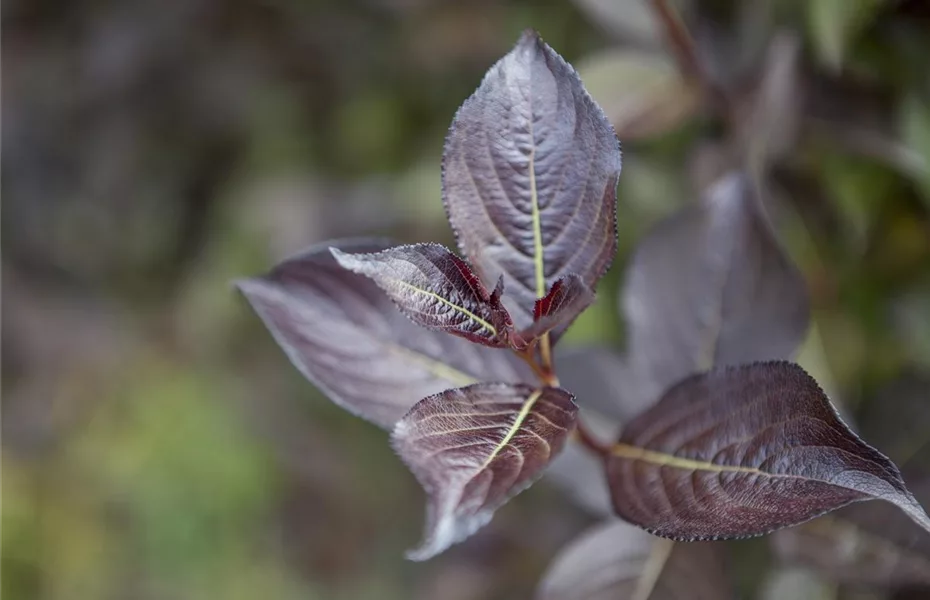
(3, 0), (929, 598)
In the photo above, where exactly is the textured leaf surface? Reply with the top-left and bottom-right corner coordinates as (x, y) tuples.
(621, 172), (809, 402)
(537, 520), (731, 600)
(331, 243), (514, 347)
(392, 382), (577, 560)
(237, 240), (527, 429)
(442, 30), (621, 328)
(521, 274), (595, 343)
(606, 361), (930, 540)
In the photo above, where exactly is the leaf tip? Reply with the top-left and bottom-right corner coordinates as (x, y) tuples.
(328, 245), (348, 262)
(328, 246), (367, 275)
(517, 28), (542, 46)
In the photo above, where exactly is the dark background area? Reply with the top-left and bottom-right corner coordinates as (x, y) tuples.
(3, 1), (930, 598)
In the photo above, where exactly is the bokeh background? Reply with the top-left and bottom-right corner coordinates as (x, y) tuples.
(3, 0), (930, 598)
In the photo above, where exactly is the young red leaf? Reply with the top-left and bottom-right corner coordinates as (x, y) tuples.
(442, 29), (621, 328)
(537, 520), (732, 600)
(392, 382), (577, 560)
(519, 274), (595, 344)
(621, 172), (809, 404)
(331, 243), (515, 348)
(236, 239), (528, 429)
(606, 361), (930, 540)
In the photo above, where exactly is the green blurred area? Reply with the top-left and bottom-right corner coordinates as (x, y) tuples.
(3, 0), (930, 598)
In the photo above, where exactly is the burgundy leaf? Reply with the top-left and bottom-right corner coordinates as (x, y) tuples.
(331, 243), (515, 348)
(392, 382), (577, 560)
(236, 239), (529, 429)
(442, 29), (621, 328)
(537, 520), (732, 600)
(520, 274), (595, 344)
(620, 172), (809, 404)
(606, 361), (930, 540)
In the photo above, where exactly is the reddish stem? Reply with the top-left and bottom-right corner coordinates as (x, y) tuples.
(573, 421), (611, 458)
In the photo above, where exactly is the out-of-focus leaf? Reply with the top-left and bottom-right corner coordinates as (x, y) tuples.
(331, 243), (515, 348)
(819, 150), (899, 252)
(892, 280), (930, 374)
(621, 172), (809, 403)
(392, 382), (577, 560)
(236, 239), (528, 429)
(554, 345), (648, 421)
(900, 95), (930, 207)
(807, 0), (886, 71)
(737, 32), (802, 168)
(771, 491), (930, 589)
(544, 407), (622, 517)
(521, 274), (595, 344)
(576, 49), (701, 141)
(606, 361), (930, 540)
(544, 441), (614, 518)
(759, 568), (835, 600)
(442, 30), (621, 329)
(858, 373), (930, 477)
(536, 519), (732, 600)
(571, 0), (664, 46)
(771, 374), (930, 589)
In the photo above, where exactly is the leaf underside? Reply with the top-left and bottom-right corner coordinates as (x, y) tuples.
(331, 243), (514, 347)
(442, 30), (621, 329)
(236, 239), (529, 429)
(606, 361), (930, 541)
(537, 520), (732, 600)
(392, 382), (577, 560)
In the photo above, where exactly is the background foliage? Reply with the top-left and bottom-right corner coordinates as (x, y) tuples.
(3, 0), (930, 598)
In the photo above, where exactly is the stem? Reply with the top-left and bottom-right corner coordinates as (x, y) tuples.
(538, 332), (554, 373)
(572, 421), (611, 458)
(650, 0), (731, 115)
(631, 538), (676, 600)
(517, 346), (550, 384)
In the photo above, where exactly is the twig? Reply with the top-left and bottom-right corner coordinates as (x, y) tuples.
(572, 421), (611, 458)
(650, 0), (731, 115)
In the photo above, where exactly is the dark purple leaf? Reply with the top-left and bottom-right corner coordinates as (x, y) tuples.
(236, 239), (528, 429)
(606, 361), (930, 540)
(537, 520), (732, 600)
(331, 243), (515, 348)
(519, 274), (595, 344)
(392, 382), (577, 560)
(442, 30), (621, 328)
(621, 172), (809, 403)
